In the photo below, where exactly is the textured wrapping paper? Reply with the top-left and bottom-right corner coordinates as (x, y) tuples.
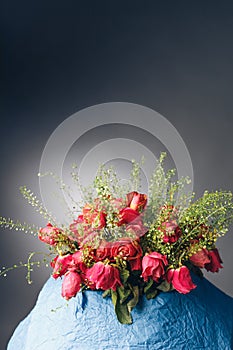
(8, 275), (233, 350)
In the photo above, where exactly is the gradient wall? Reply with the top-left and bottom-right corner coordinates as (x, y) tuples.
(1, 1), (233, 349)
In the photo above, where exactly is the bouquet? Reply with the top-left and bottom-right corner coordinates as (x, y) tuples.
(1, 153), (233, 324)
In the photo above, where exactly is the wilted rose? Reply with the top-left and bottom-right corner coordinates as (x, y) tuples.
(166, 266), (196, 294)
(86, 262), (122, 291)
(111, 238), (143, 270)
(61, 270), (82, 300)
(205, 248), (223, 272)
(189, 248), (211, 268)
(38, 223), (60, 246)
(126, 191), (147, 212)
(160, 220), (182, 243)
(141, 252), (168, 282)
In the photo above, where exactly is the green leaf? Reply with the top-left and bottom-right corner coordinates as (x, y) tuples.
(111, 290), (132, 324)
(146, 289), (158, 300)
(156, 280), (173, 292)
(102, 289), (111, 298)
(144, 278), (154, 293)
(127, 285), (139, 312)
(118, 286), (131, 304)
(120, 269), (130, 284)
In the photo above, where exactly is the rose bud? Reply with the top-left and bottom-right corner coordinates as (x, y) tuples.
(111, 238), (143, 271)
(61, 270), (82, 300)
(38, 223), (60, 246)
(86, 262), (122, 291)
(141, 252), (168, 282)
(189, 248), (211, 268)
(126, 191), (147, 212)
(52, 254), (73, 279)
(205, 248), (223, 273)
(166, 266), (196, 294)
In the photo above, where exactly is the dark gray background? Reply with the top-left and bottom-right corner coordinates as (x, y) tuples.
(1, 1), (233, 349)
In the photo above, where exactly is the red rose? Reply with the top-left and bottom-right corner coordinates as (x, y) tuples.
(93, 241), (112, 262)
(38, 223), (60, 246)
(141, 252), (168, 282)
(86, 262), (122, 291)
(111, 238), (143, 271)
(205, 248), (223, 272)
(166, 266), (196, 294)
(61, 270), (82, 300)
(52, 254), (73, 279)
(161, 220), (182, 243)
(189, 248), (211, 268)
(126, 191), (147, 212)
(118, 207), (140, 225)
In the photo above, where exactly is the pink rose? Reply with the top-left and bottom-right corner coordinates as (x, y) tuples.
(205, 248), (223, 272)
(38, 223), (60, 246)
(126, 191), (147, 212)
(52, 254), (73, 279)
(61, 270), (82, 300)
(141, 252), (168, 282)
(71, 251), (87, 274)
(161, 220), (182, 243)
(166, 266), (196, 294)
(86, 262), (122, 291)
(111, 238), (143, 271)
(189, 248), (211, 268)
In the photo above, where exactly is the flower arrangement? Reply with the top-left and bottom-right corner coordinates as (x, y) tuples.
(1, 153), (233, 324)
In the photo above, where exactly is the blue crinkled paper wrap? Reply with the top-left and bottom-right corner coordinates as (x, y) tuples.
(8, 275), (233, 350)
